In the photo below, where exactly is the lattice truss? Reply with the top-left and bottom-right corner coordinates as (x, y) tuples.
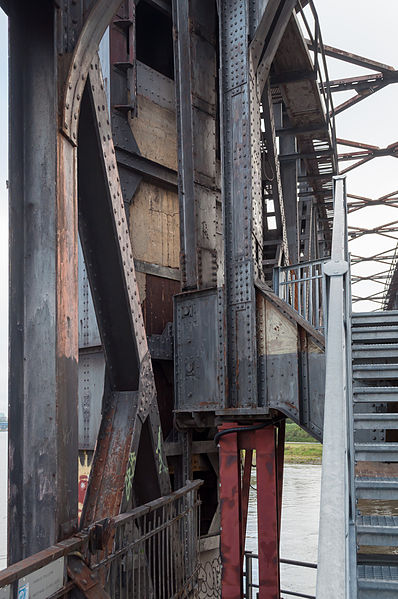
(304, 19), (398, 310)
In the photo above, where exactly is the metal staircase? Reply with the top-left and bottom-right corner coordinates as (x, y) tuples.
(352, 310), (398, 598)
(316, 177), (398, 598)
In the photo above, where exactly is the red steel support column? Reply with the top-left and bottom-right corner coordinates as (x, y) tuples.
(219, 423), (242, 599)
(277, 421), (285, 538)
(256, 426), (280, 599)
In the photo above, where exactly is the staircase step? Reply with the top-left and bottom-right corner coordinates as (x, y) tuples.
(356, 476), (398, 499)
(358, 564), (398, 598)
(352, 344), (398, 360)
(353, 311), (398, 327)
(352, 326), (398, 343)
(353, 364), (398, 380)
(354, 413), (398, 429)
(355, 443), (398, 461)
(357, 515), (398, 546)
(353, 387), (398, 403)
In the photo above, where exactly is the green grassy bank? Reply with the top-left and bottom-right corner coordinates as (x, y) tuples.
(284, 420), (322, 464)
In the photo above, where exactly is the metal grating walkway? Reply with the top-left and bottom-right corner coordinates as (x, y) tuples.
(352, 311), (398, 597)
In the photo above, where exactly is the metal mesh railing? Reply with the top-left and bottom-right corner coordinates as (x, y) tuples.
(273, 259), (327, 332)
(0, 480), (202, 599)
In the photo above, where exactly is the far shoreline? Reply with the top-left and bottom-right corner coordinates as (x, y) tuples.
(285, 442), (322, 465)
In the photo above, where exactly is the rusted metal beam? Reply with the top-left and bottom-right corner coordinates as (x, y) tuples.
(68, 556), (111, 599)
(219, 424), (242, 598)
(306, 39), (396, 75)
(256, 0), (298, 94)
(172, 0), (198, 290)
(116, 148), (178, 191)
(256, 426), (280, 599)
(77, 58), (170, 527)
(8, 1), (79, 563)
(328, 72), (390, 92)
(333, 87), (384, 116)
(271, 69), (317, 85)
(277, 422), (285, 537)
(262, 85), (289, 265)
(276, 122), (328, 137)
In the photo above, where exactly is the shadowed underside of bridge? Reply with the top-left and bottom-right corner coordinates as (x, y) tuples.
(0, 0), (397, 598)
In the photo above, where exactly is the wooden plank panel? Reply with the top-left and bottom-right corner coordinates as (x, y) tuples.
(130, 94), (177, 171)
(130, 181), (180, 268)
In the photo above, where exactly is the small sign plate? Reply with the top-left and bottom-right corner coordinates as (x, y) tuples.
(18, 557), (64, 599)
(0, 585), (11, 599)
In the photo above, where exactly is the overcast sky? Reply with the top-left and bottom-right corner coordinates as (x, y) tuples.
(315, 0), (398, 310)
(0, 2), (397, 412)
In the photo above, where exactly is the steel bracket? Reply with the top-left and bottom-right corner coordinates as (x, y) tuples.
(67, 555), (111, 598)
(324, 259), (349, 276)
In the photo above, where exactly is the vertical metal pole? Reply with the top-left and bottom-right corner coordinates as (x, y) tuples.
(317, 176), (349, 598)
(219, 423), (243, 599)
(245, 551), (253, 599)
(278, 115), (298, 264)
(256, 426), (279, 599)
(277, 421), (285, 539)
(273, 267), (280, 296)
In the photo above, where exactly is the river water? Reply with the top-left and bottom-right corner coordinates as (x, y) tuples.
(246, 464), (321, 597)
(0, 433), (321, 596)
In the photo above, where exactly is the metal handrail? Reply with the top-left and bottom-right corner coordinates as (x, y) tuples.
(243, 552), (317, 599)
(383, 241), (398, 308)
(316, 176), (356, 599)
(274, 257), (328, 332)
(0, 481), (202, 598)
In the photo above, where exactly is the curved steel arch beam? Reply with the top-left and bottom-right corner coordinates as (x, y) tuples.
(62, 0), (124, 144)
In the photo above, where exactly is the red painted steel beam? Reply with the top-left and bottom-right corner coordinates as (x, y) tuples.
(219, 423), (243, 599)
(219, 423), (282, 598)
(256, 426), (280, 599)
(277, 422), (285, 539)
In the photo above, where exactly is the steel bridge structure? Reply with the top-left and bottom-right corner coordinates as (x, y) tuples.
(0, 1), (398, 598)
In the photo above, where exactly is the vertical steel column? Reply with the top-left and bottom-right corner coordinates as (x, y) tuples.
(277, 421), (285, 538)
(220, 0), (263, 408)
(278, 114), (298, 264)
(256, 426), (280, 599)
(173, 0), (220, 291)
(8, 2), (78, 562)
(172, 0), (197, 289)
(219, 423), (243, 598)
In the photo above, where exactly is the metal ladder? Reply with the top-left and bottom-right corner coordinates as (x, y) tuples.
(352, 310), (398, 598)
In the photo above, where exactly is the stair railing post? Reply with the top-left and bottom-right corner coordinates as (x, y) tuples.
(316, 175), (356, 599)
